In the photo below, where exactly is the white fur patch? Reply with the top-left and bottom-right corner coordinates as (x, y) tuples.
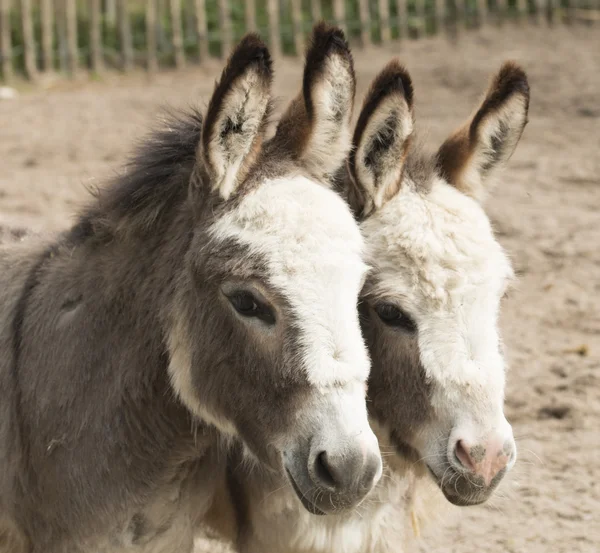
(210, 174), (371, 389)
(362, 177), (513, 394)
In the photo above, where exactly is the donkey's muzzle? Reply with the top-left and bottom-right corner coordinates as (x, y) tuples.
(308, 445), (382, 505)
(284, 429), (382, 515)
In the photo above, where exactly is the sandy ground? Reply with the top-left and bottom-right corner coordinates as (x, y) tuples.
(1, 25), (599, 553)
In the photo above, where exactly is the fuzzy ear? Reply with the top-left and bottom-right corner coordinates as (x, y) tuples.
(200, 34), (273, 200)
(437, 62), (530, 202)
(274, 23), (356, 180)
(347, 60), (414, 217)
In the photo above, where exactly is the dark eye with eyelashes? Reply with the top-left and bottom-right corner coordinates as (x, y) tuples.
(227, 291), (276, 325)
(374, 303), (417, 332)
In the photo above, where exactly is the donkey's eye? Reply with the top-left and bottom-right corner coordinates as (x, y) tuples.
(227, 291), (275, 325)
(375, 303), (416, 332)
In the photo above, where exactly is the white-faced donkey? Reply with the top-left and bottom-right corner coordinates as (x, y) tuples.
(205, 60), (530, 553)
(0, 25), (383, 553)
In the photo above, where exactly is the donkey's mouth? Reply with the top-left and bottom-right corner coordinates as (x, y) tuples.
(286, 469), (327, 516)
(426, 464), (501, 507)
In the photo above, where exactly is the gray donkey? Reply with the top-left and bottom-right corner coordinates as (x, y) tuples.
(0, 26), (382, 553)
(204, 60), (530, 553)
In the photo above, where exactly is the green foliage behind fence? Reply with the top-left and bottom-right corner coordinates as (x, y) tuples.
(0, 0), (597, 81)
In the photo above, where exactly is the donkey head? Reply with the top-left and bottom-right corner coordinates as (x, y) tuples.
(168, 27), (381, 515)
(346, 61), (529, 506)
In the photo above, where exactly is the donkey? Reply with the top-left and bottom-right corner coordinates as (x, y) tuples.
(0, 26), (383, 553)
(203, 60), (530, 553)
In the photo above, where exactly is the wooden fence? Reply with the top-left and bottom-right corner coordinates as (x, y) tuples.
(0, 0), (598, 82)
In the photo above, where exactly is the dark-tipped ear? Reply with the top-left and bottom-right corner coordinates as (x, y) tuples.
(437, 62), (530, 202)
(200, 34), (273, 200)
(347, 60), (414, 217)
(274, 23), (356, 180)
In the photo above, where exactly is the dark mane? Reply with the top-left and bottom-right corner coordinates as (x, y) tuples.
(76, 108), (203, 241)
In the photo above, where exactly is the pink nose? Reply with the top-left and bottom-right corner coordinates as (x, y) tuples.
(454, 439), (513, 486)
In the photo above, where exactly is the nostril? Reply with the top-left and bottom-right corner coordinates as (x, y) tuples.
(314, 451), (337, 489)
(454, 440), (475, 472)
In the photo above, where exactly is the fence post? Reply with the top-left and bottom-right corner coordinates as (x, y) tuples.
(455, 0), (467, 26)
(291, 0), (305, 54)
(378, 0), (392, 42)
(106, 0), (116, 25)
(21, 0), (38, 80)
(477, 0), (488, 25)
(90, 0), (103, 73)
(218, 0), (232, 58)
(146, 0), (158, 72)
(333, 0), (347, 34)
(65, 0), (79, 75)
(358, 0), (371, 46)
(0, 0), (12, 81)
(267, 0), (282, 56)
(435, 0), (446, 31)
(245, 0), (257, 32)
(195, 0), (209, 62)
(55, 0), (68, 73)
(41, 0), (54, 72)
(118, 0), (133, 71)
(170, 0), (185, 68)
(311, 0), (322, 22)
(415, 0), (426, 36)
(395, 0), (409, 38)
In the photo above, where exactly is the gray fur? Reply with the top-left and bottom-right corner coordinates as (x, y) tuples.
(0, 29), (378, 551)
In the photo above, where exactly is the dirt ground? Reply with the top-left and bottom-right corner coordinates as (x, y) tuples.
(1, 24), (599, 553)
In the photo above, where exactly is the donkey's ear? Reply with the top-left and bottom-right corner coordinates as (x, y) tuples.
(347, 61), (414, 217)
(275, 23), (355, 180)
(200, 34), (273, 200)
(437, 62), (529, 202)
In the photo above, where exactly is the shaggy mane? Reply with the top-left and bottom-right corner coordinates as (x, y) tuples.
(76, 108), (203, 241)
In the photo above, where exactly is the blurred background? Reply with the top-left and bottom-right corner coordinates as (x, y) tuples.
(0, 2), (598, 553)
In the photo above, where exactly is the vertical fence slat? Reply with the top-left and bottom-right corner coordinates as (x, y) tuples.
(358, 0), (371, 45)
(195, 0), (209, 62)
(516, 0), (528, 19)
(106, 0), (116, 25)
(41, 0), (54, 72)
(245, 0), (257, 32)
(291, 0), (305, 54)
(118, 0), (133, 71)
(415, 0), (426, 36)
(55, 0), (68, 72)
(21, 0), (38, 79)
(267, 0), (282, 56)
(146, 0), (158, 72)
(311, 0), (322, 22)
(477, 0), (488, 25)
(218, 0), (232, 58)
(170, 0), (185, 68)
(497, 0), (508, 21)
(378, 0), (392, 42)
(65, 0), (79, 75)
(90, 0), (103, 73)
(536, 0), (548, 24)
(455, 0), (467, 26)
(333, 0), (347, 34)
(395, 0), (409, 38)
(0, 0), (12, 81)
(435, 0), (446, 30)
